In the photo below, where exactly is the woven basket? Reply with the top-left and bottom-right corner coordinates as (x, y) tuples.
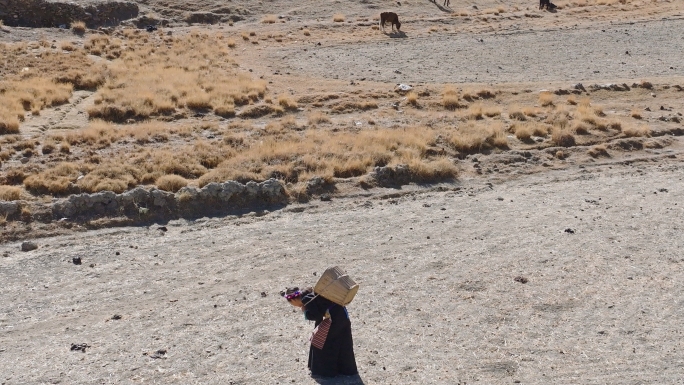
(314, 266), (359, 306)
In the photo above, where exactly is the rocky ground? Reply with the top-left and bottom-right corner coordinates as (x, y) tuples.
(2, 155), (684, 384)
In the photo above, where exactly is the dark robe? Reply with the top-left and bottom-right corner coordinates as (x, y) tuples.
(301, 293), (358, 377)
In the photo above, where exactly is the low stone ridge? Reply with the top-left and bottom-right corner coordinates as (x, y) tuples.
(51, 178), (286, 220)
(0, 0), (139, 28)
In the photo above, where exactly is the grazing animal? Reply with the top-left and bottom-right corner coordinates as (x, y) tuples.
(539, 0), (555, 9)
(380, 12), (401, 32)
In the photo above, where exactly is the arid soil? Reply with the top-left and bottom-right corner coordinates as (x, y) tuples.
(2, 0), (684, 383)
(2, 156), (684, 384)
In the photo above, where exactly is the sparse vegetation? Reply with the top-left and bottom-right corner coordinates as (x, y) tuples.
(0, 186), (22, 201)
(262, 14), (278, 24)
(333, 14), (346, 22)
(71, 21), (86, 35)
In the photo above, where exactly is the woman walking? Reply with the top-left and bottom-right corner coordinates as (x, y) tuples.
(282, 287), (358, 377)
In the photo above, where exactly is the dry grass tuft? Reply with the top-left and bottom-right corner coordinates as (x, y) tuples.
(508, 106), (527, 121)
(227, 38), (237, 48)
(303, 29), (311, 36)
(448, 121), (508, 153)
(539, 91), (555, 107)
(622, 124), (651, 137)
(0, 77), (73, 132)
(278, 95), (299, 110)
(71, 21), (87, 35)
(567, 95), (578, 105)
(333, 14), (346, 22)
(308, 111), (331, 125)
(588, 144), (610, 158)
(639, 80), (653, 89)
(551, 128), (576, 147)
(513, 123), (533, 141)
(156, 174), (189, 192)
(0, 186), (22, 201)
(262, 15), (278, 24)
(630, 108), (642, 119)
(87, 33), (266, 122)
(406, 91), (419, 106)
(442, 86), (465, 110)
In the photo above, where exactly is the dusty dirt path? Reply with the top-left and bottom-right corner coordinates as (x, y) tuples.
(2, 157), (683, 384)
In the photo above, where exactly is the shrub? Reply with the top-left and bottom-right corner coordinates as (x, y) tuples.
(622, 125), (650, 137)
(0, 186), (22, 201)
(588, 145), (609, 158)
(630, 108), (642, 119)
(551, 129), (576, 147)
(406, 92), (419, 106)
(262, 15), (278, 24)
(539, 91), (554, 107)
(303, 29), (311, 36)
(442, 86), (464, 110)
(71, 21), (86, 35)
(278, 95), (299, 110)
(156, 174), (189, 192)
(333, 14), (346, 22)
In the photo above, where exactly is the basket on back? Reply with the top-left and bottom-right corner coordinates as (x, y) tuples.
(314, 266), (359, 306)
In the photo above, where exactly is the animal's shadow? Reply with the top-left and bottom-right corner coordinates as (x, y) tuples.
(385, 30), (407, 38)
(312, 374), (366, 385)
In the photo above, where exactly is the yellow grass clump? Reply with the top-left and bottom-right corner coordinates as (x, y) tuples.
(447, 121), (508, 153)
(406, 91), (419, 106)
(442, 85), (465, 110)
(262, 14), (278, 24)
(622, 124), (650, 137)
(156, 174), (189, 192)
(308, 111), (331, 125)
(551, 128), (576, 147)
(630, 108), (642, 119)
(539, 91), (555, 107)
(278, 95), (299, 110)
(303, 29), (311, 36)
(87, 33), (267, 122)
(71, 21), (86, 35)
(333, 14), (346, 22)
(0, 186), (22, 201)
(0, 78), (73, 133)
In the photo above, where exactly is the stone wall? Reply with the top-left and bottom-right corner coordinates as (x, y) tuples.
(0, 0), (139, 28)
(49, 178), (287, 220)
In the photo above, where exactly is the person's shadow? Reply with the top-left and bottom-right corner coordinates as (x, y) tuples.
(312, 374), (366, 385)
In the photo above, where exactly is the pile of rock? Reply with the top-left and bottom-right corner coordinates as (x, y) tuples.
(51, 178), (286, 220)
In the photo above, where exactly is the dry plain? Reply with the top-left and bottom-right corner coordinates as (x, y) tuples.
(1, 0), (684, 383)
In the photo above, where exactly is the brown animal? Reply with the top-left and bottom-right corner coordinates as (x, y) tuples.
(380, 12), (401, 32)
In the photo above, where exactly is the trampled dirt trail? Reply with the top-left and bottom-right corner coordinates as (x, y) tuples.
(2, 157), (684, 384)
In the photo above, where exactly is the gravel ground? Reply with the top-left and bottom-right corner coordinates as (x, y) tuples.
(2, 157), (684, 384)
(273, 18), (684, 84)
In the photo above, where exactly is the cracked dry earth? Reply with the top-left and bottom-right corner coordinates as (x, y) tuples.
(2, 156), (684, 384)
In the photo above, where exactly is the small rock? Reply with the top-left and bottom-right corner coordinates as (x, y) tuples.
(564, 228), (575, 234)
(115, 251), (120, 255)
(514, 276), (529, 284)
(112, 314), (122, 320)
(320, 194), (331, 201)
(70, 343), (90, 353)
(21, 242), (38, 252)
(158, 226), (167, 232)
(72, 257), (82, 265)
(261, 292), (267, 297)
